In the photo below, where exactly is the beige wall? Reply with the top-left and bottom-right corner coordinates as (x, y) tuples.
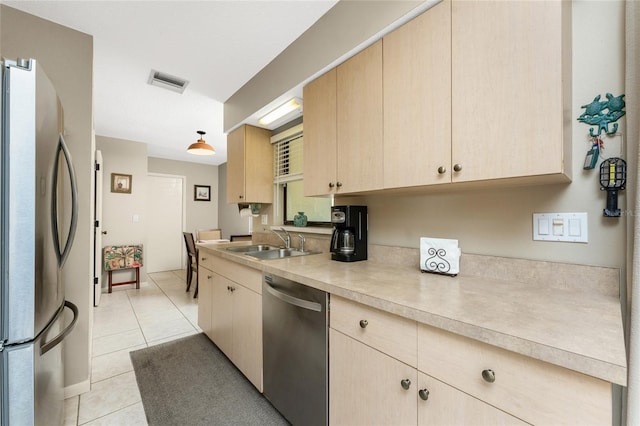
(223, 0), (424, 132)
(96, 136), (149, 283)
(1, 5), (94, 393)
(148, 157), (219, 234)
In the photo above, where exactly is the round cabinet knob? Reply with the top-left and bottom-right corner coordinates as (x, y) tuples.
(418, 389), (430, 401)
(207, 275), (212, 279)
(328, 182), (335, 188)
(201, 257), (207, 261)
(239, 195), (243, 199)
(227, 286), (231, 291)
(336, 182), (343, 188)
(359, 320), (368, 328)
(102, 230), (108, 235)
(437, 166), (446, 174)
(453, 164), (462, 172)
(400, 379), (411, 390)
(482, 369), (496, 383)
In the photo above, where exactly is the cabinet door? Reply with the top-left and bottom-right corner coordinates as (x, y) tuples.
(226, 126), (246, 203)
(330, 329), (417, 426)
(417, 372), (527, 426)
(303, 68), (337, 196)
(197, 266), (214, 339)
(383, 0), (451, 188)
(244, 125), (273, 203)
(210, 273), (233, 357)
(451, 0), (570, 183)
(336, 40), (384, 193)
(231, 285), (263, 392)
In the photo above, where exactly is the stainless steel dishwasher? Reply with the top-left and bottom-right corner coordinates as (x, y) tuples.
(263, 274), (328, 426)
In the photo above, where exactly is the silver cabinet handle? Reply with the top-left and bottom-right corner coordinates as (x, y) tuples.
(418, 389), (430, 401)
(400, 379), (411, 390)
(437, 166), (446, 174)
(359, 319), (368, 328)
(482, 369), (496, 383)
(453, 164), (462, 172)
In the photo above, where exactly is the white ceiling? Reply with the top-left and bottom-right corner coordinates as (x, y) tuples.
(2, 0), (338, 165)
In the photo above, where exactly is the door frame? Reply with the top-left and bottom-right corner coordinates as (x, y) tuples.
(147, 173), (187, 270)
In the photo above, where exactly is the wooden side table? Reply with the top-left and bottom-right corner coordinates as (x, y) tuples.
(103, 244), (144, 293)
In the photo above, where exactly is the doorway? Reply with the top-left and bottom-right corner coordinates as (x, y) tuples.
(146, 174), (186, 273)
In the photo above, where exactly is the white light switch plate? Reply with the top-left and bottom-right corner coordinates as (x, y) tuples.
(533, 212), (588, 243)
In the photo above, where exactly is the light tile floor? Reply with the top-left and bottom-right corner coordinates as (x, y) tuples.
(64, 270), (200, 426)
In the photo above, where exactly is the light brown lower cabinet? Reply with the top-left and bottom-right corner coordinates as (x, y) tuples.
(197, 258), (263, 392)
(329, 329), (525, 426)
(329, 329), (417, 426)
(417, 372), (527, 426)
(329, 295), (612, 425)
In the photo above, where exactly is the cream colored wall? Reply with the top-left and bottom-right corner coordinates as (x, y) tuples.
(147, 157), (219, 234)
(1, 5), (94, 393)
(224, 0), (424, 132)
(96, 136), (149, 283)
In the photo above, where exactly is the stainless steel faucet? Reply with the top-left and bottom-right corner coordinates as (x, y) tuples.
(271, 227), (291, 249)
(298, 234), (306, 252)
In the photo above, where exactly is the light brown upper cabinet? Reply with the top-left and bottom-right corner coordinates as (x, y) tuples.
(303, 0), (570, 196)
(383, 0), (452, 188)
(337, 40), (384, 194)
(226, 124), (273, 204)
(303, 69), (337, 197)
(450, 0), (571, 183)
(304, 41), (384, 196)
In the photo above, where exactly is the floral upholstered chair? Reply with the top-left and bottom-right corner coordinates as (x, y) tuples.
(103, 244), (143, 292)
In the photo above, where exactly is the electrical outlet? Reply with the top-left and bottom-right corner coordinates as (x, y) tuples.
(533, 212), (588, 243)
(261, 214), (268, 225)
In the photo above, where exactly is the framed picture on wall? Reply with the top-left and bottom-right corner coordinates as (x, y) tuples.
(194, 185), (211, 201)
(111, 173), (132, 194)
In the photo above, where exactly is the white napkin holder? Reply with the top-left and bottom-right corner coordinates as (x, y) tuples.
(420, 237), (461, 277)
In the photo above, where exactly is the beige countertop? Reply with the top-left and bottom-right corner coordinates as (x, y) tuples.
(197, 242), (627, 386)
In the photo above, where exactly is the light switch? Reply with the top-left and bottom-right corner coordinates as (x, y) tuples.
(568, 218), (581, 236)
(133, 214), (139, 223)
(533, 212), (588, 243)
(538, 218), (550, 235)
(552, 219), (564, 236)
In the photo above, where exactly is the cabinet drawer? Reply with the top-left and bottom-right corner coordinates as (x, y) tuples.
(198, 254), (262, 294)
(330, 295), (417, 367)
(417, 324), (611, 425)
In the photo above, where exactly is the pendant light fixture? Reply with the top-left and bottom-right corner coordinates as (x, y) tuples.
(187, 130), (215, 155)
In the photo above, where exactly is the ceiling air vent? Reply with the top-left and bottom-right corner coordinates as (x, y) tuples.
(147, 69), (189, 94)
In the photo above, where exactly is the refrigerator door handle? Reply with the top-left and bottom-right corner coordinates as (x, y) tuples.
(51, 133), (78, 268)
(40, 300), (78, 355)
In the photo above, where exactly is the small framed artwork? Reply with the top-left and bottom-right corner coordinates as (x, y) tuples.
(111, 173), (132, 194)
(194, 185), (211, 201)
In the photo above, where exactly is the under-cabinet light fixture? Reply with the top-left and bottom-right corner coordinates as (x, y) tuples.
(258, 97), (303, 126)
(187, 130), (215, 155)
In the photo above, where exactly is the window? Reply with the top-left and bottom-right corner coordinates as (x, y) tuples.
(273, 124), (331, 226)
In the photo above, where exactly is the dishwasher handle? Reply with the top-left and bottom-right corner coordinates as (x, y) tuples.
(265, 282), (322, 312)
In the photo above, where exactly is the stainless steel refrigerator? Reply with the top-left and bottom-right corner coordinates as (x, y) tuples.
(0, 58), (79, 425)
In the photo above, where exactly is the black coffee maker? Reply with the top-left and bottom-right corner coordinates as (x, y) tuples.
(330, 205), (367, 262)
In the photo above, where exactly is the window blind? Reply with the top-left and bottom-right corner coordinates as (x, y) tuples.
(273, 133), (303, 184)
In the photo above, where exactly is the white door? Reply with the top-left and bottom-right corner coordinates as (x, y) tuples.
(146, 174), (185, 272)
(93, 150), (103, 306)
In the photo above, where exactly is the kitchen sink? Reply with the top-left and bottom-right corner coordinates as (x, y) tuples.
(245, 248), (320, 260)
(225, 244), (276, 253)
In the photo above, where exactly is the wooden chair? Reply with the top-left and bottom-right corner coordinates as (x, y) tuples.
(196, 228), (222, 241)
(182, 232), (199, 298)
